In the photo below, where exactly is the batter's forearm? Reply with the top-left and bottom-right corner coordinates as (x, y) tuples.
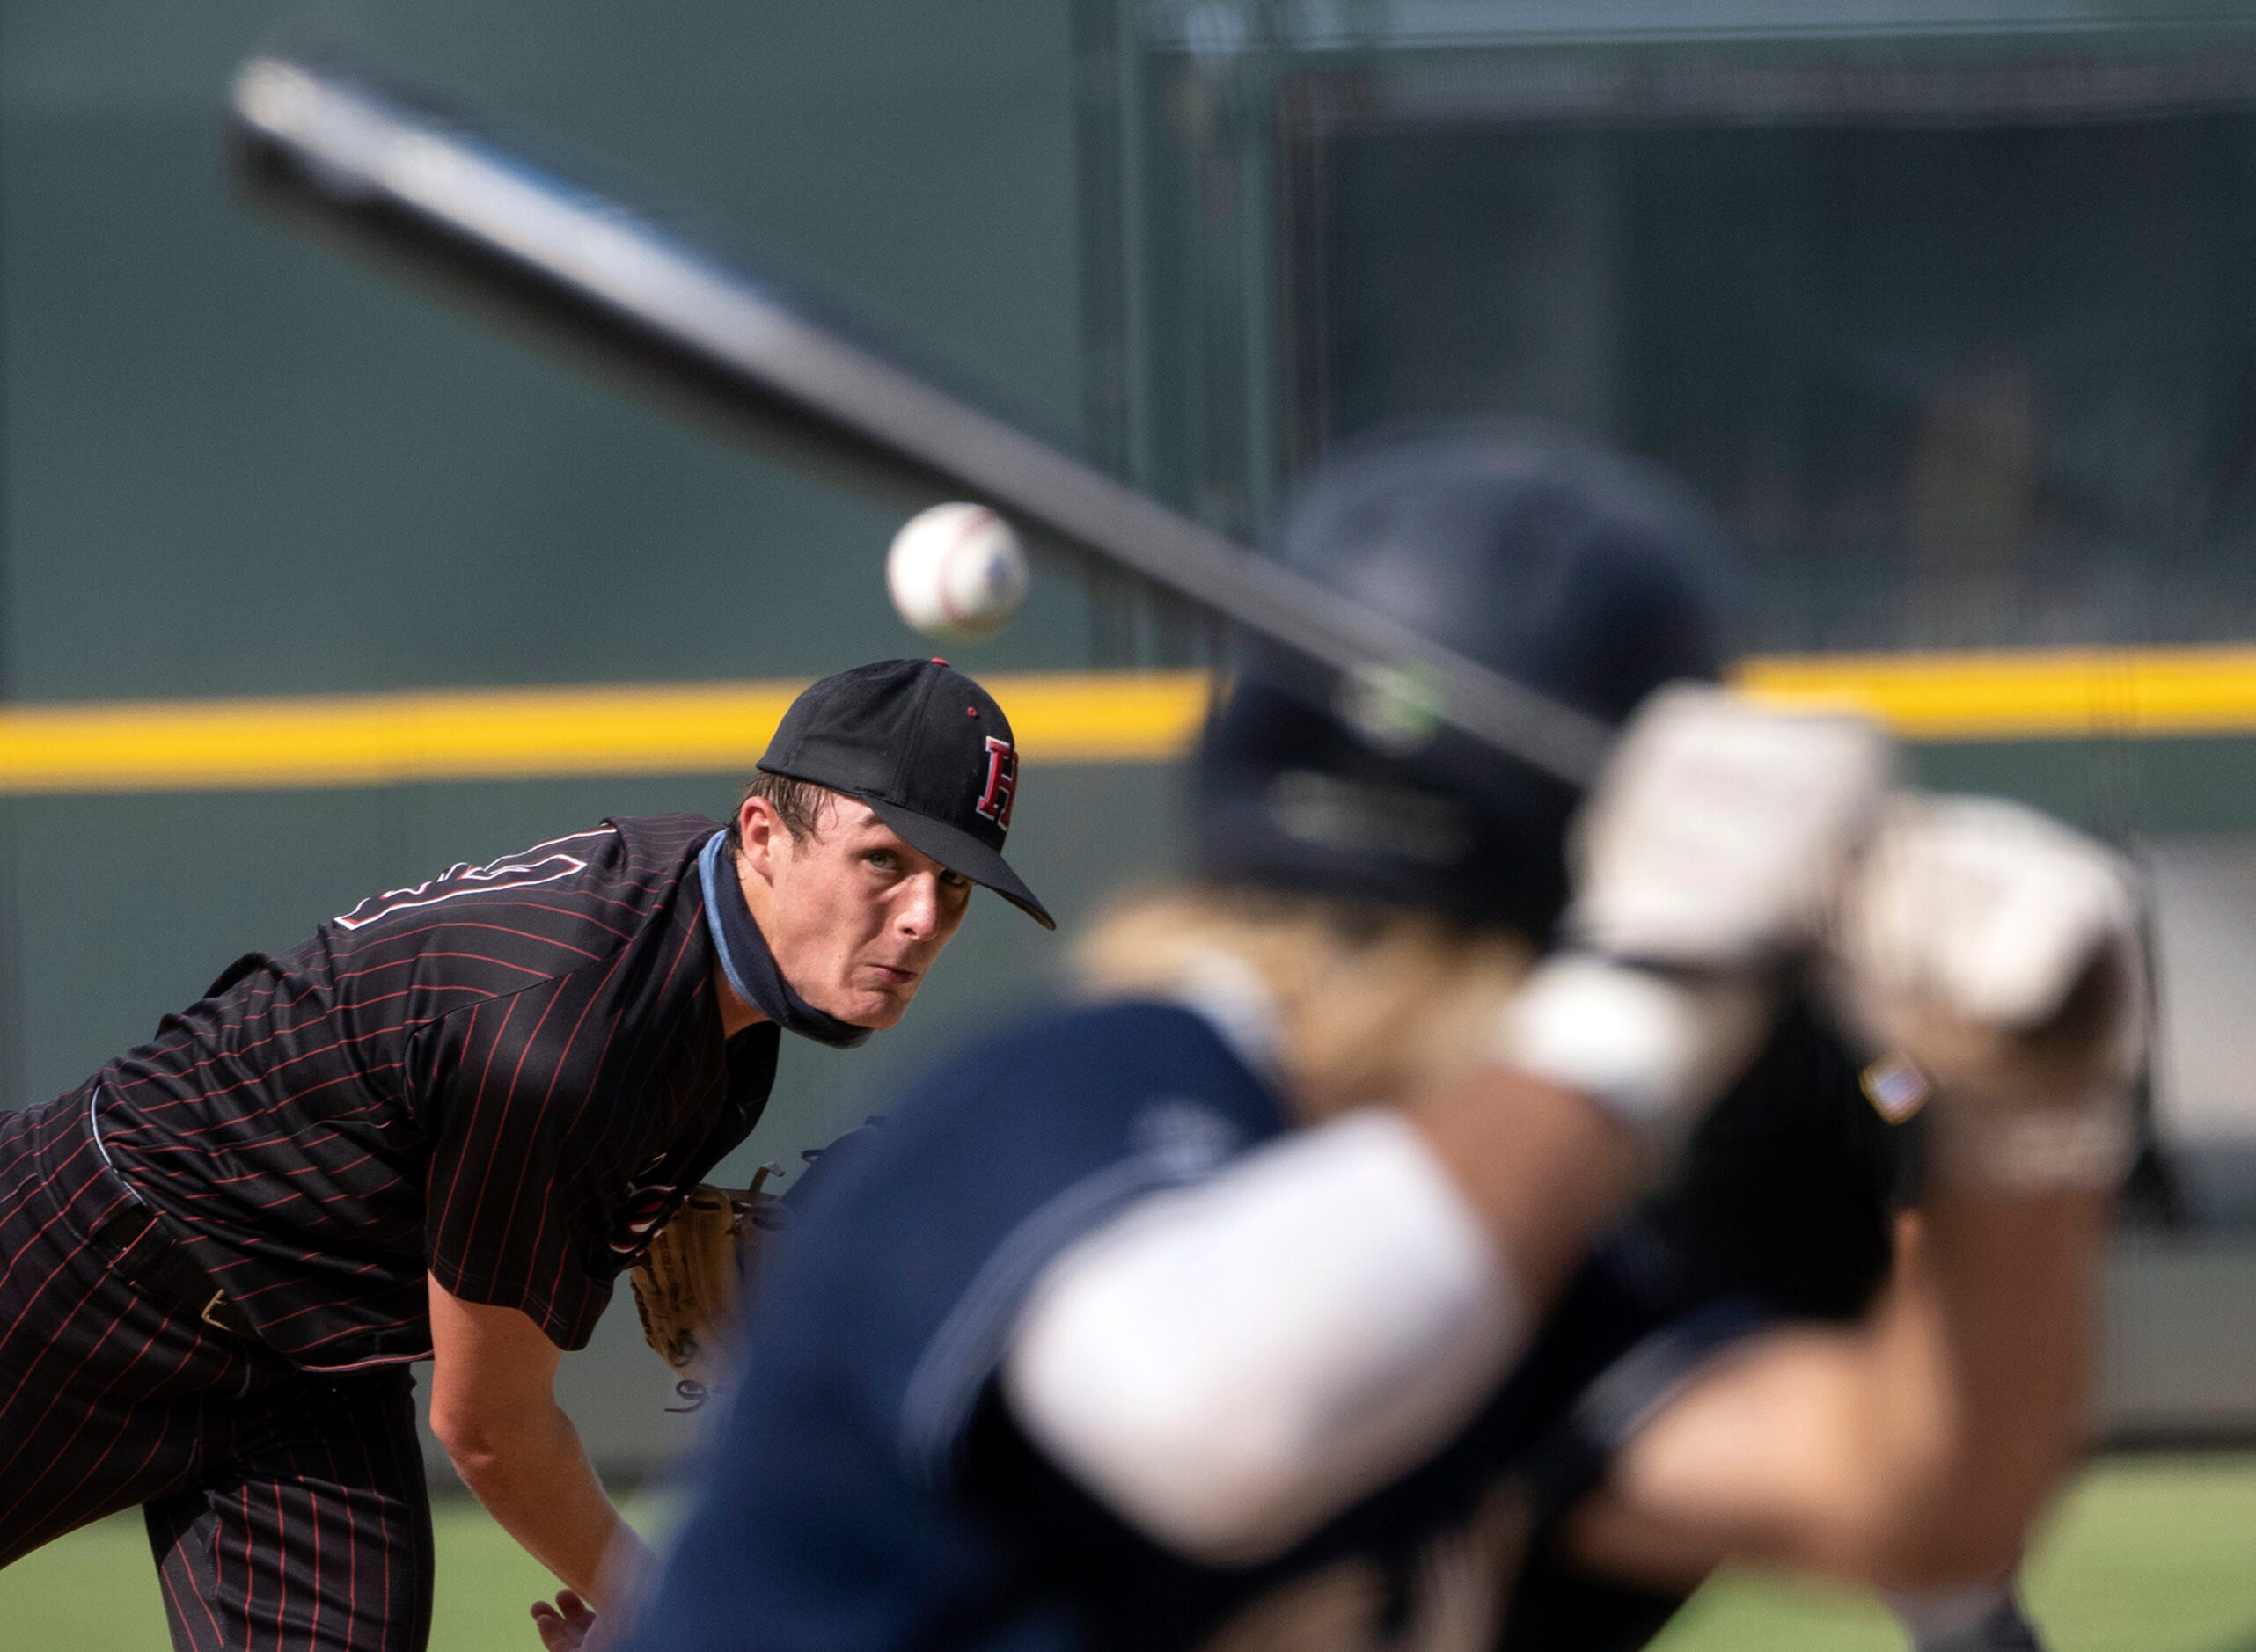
(443, 1402), (648, 1606)
(1886, 1181), (2110, 1577)
(1765, 1183), (2108, 1587)
(1411, 1065), (1639, 1304)
(1586, 1188), (2109, 1592)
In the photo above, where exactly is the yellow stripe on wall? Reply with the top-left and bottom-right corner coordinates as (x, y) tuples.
(0, 649), (2252, 795)
(0, 672), (1216, 795)
(1735, 647), (2256, 738)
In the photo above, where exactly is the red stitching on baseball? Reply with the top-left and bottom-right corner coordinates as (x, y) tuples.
(935, 506), (1000, 628)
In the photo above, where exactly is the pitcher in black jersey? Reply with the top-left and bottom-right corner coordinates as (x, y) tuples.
(0, 656), (1053, 1652)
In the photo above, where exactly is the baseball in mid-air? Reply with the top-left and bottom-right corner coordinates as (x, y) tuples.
(885, 503), (1029, 642)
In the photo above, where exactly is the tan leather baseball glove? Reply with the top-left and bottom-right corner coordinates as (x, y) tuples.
(629, 1165), (781, 1410)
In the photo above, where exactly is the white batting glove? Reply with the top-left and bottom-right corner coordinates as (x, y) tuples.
(1824, 795), (2148, 1191)
(1503, 683), (1897, 1144)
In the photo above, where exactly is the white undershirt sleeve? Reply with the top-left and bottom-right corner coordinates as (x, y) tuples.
(1000, 1107), (1523, 1566)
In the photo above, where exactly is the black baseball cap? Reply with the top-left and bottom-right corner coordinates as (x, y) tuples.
(758, 658), (1054, 929)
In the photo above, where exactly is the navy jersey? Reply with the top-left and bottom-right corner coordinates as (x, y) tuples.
(625, 999), (1770, 1652)
(86, 815), (777, 1370)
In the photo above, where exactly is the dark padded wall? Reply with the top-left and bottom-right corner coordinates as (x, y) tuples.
(0, 1), (1171, 1143)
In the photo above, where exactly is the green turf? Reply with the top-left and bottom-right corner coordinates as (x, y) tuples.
(1649, 1454), (2256, 1652)
(0, 1492), (673, 1651)
(4, 1458), (2255, 1649)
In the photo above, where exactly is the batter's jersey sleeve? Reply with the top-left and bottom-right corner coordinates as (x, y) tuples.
(619, 1001), (1290, 1652)
(778, 1000), (1291, 1483)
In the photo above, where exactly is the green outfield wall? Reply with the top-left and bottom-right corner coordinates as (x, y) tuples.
(0, 0), (1102, 1114)
(11, 0), (2256, 1479)
(11, 0), (2256, 1122)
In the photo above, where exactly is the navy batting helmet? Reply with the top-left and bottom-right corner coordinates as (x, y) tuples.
(1193, 425), (1733, 936)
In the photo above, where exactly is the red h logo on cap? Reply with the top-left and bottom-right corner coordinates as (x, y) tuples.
(975, 736), (1017, 830)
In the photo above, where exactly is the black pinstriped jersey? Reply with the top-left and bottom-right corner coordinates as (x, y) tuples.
(85, 814), (777, 1371)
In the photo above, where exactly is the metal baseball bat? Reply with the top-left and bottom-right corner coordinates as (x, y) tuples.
(225, 45), (1612, 786)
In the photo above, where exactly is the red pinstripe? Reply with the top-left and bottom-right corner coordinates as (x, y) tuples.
(0, 1135), (104, 1232)
(432, 990), (521, 1246)
(339, 921), (604, 964)
(472, 899), (638, 942)
(0, 1288), (139, 1517)
(118, 1024), (374, 1095)
(276, 1480), (294, 1646)
(504, 953), (631, 1273)
(0, 1195), (115, 1311)
(238, 1484), (257, 1644)
(168, 1530), (229, 1652)
(34, 1315), (172, 1515)
(325, 1436), (359, 1648)
(0, 1098), (435, 1648)
(481, 981), (573, 1268)
(128, 1063), (405, 1127)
